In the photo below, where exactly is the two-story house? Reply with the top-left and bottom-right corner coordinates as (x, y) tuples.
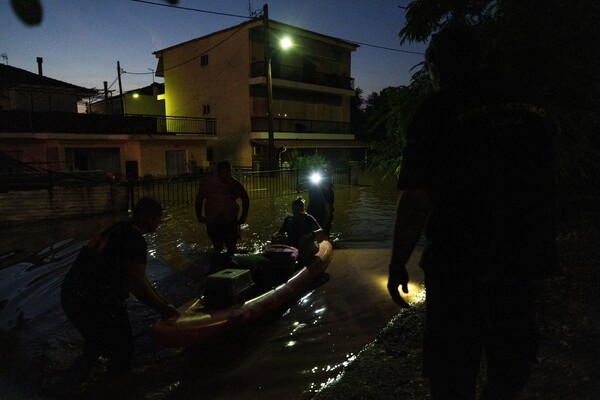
(88, 82), (166, 117)
(0, 62), (215, 179)
(153, 17), (367, 169)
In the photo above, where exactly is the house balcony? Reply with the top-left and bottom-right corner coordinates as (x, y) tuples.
(0, 110), (217, 135)
(250, 62), (354, 90)
(251, 117), (350, 135)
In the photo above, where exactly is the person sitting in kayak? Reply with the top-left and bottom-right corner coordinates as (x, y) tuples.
(272, 196), (326, 259)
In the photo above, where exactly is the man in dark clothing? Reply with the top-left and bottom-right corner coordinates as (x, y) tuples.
(387, 26), (558, 400)
(274, 196), (324, 250)
(61, 197), (179, 379)
(195, 160), (250, 255)
(307, 174), (334, 235)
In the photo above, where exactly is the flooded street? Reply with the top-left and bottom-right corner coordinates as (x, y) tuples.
(0, 173), (423, 399)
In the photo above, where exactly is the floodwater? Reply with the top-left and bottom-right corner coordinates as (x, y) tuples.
(0, 173), (420, 399)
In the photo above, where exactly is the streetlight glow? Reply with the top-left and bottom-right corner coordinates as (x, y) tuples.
(280, 36), (293, 49)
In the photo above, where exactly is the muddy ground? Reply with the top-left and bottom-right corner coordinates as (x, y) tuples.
(315, 194), (600, 400)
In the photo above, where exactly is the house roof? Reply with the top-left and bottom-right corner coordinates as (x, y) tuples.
(153, 18), (359, 56)
(0, 64), (97, 96)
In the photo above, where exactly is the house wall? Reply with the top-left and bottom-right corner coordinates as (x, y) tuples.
(139, 139), (208, 177)
(0, 134), (210, 178)
(162, 23), (256, 167)
(123, 93), (165, 116)
(89, 93), (165, 116)
(0, 184), (129, 224)
(4, 88), (80, 113)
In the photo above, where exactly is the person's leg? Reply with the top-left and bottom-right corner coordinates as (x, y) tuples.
(424, 276), (485, 400)
(61, 289), (102, 381)
(103, 307), (134, 377)
(224, 223), (240, 255)
(479, 281), (537, 400)
(206, 224), (224, 254)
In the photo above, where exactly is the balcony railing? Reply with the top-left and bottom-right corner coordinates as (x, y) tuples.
(0, 110), (217, 135)
(251, 61), (354, 90)
(251, 117), (350, 134)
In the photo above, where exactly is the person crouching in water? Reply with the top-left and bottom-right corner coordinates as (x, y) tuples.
(60, 197), (179, 381)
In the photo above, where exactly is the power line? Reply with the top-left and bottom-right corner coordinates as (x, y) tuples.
(131, 0), (424, 56)
(161, 23), (248, 73)
(130, 0), (253, 20)
(350, 41), (423, 55)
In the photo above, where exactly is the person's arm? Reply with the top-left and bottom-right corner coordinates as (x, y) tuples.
(308, 219), (327, 242)
(388, 188), (432, 307)
(194, 186), (207, 224)
(129, 262), (179, 319)
(238, 184), (250, 224)
(272, 218), (288, 241)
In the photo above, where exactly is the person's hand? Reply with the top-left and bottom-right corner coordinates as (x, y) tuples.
(387, 264), (411, 308)
(197, 215), (207, 224)
(160, 304), (180, 320)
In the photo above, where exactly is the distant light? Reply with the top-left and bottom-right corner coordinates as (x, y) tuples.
(132, 93), (140, 99)
(280, 36), (293, 49)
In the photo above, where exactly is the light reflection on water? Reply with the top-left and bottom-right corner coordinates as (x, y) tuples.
(0, 173), (403, 399)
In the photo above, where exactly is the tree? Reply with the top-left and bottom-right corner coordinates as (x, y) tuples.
(364, 69), (431, 176)
(287, 150), (327, 170)
(367, 0), (599, 183)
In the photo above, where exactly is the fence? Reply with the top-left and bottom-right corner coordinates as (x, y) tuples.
(127, 167), (351, 210)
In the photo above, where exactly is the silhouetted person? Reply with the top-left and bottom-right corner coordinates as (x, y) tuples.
(307, 174), (334, 235)
(273, 196), (325, 248)
(61, 197), (179, 380)
(195, 160), (250, 255)
(386, 26), (558, 400)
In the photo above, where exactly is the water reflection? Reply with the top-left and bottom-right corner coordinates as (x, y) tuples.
(0, 173), (409, 399)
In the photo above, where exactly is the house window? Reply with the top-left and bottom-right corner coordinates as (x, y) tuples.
(203, 104), (211, 115)
(200, 54), (209, 66)
(165, 150), (187, 176)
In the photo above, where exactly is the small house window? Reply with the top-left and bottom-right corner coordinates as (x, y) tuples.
(203, 104), (211, 115)
(200, 54), (209, 66)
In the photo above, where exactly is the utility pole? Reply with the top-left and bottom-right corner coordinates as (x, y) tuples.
(104, 81), (109, 115)
(117, 61), (124, 115)
(263, 4), (275, 170)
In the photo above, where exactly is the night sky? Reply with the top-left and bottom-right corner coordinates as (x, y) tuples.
(2, 0), (426, 97)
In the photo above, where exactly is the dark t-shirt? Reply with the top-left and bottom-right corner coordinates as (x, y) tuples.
(62, 221), (147, 305)
(398, 70), (558, 280)
(307, 183), (334, 225)
(278, 213), (319, 248)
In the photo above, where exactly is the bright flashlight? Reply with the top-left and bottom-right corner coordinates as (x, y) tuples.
(310, 172), (322, 184)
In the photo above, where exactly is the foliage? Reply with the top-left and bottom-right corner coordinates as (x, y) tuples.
(364, 69), (431, 177)
(287, 149), (328, 170)
(351, 87), (367, 141)
(366, 0), (599, 183)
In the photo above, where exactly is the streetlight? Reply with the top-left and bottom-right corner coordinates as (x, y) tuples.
(263, 4), (275, 170)
(263, 5), (293, 170)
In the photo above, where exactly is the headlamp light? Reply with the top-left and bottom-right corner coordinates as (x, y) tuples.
(310, 172), (322, 185)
